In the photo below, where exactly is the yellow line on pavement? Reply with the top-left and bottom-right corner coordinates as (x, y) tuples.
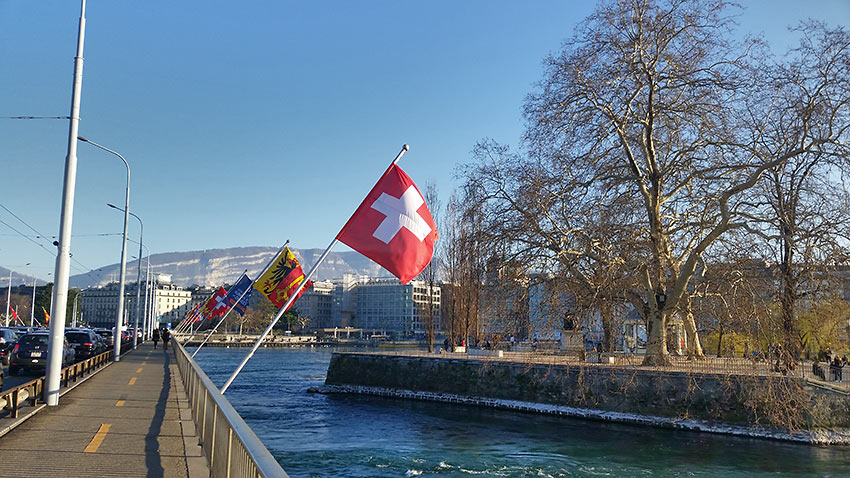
(115, 400), (125, 407)
(136, 367), (143, 373)
(84, 424), (112, 453)
(128, 377), (137, 386)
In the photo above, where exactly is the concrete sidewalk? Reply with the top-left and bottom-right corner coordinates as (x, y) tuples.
(0, 343), (208, 478)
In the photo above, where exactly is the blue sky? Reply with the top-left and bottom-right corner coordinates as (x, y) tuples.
(1, 0), (849, 282)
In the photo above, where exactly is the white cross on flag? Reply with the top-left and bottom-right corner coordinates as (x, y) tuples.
(337, 164), (438, 284)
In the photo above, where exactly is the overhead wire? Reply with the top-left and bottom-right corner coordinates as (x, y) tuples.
(0, 202), (91, 274)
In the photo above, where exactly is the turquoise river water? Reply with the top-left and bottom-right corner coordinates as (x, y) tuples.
(193, 347), (850, 478)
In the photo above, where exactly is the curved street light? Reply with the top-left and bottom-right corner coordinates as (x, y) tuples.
(78, 136), (130, 362)
(109, 203), (143, 349)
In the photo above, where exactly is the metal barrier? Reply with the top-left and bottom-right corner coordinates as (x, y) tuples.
(174, 340), (287, 478)
(0, 348), (114, 418)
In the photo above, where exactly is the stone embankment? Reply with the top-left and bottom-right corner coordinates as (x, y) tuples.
(319, 352), (850, 445)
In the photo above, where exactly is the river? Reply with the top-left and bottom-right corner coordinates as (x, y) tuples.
(193, 346), (850, 478)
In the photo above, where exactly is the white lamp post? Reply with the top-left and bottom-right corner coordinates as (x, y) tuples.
(78, 136), (130, 362)
(110, 204), (143, 349)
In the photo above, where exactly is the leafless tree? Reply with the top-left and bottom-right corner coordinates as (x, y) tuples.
(735, 22), (850, 365)
(440, 188), (489, 349)
(464, 0), (850, 366)
(417, 181), (442, 352)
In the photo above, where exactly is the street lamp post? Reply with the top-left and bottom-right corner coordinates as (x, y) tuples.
(110, 204), (143, 349)
(47, 0), (87, 406)
(31, 278), (37, 327)
(78, 136), (130, 362)
(5, 269), (11, 327)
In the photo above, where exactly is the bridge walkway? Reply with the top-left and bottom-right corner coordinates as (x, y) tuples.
(0, 343), (207, 477)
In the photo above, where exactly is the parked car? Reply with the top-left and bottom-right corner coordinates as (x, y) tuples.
(94, 328), (115, 347)
(65, 329), (106, 361)
(9, 333), (76, 375)
(0, 328), (19, 365)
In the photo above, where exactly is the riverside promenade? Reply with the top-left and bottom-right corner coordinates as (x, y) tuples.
(0, 343), (208, 477)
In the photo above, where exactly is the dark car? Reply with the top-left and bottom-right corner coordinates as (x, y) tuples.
(65, 329), (106, 361)
(94, 328), (115, 347)
(0, 328), (19, 365)
(9, 333), (76, 375)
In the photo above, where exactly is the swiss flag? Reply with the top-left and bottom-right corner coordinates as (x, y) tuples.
(337, 164), (438, 284)
(201, 287), (229, 320)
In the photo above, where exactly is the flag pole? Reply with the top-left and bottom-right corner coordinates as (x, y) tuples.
(182, 271), (248, 344)
(220, 144), (410, 393)
(194, 240), (289, 357)
(191, 284), (247, 357)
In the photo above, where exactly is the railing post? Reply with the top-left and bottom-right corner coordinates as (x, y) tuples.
(11, 390), (19, 418)
(201, 392), (208, 442)
(226, 428), (233, 477)
(209, 403), (218, 470)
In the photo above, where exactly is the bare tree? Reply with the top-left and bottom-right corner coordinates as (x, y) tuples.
(417, 181), (442, 352)
(440, 188), (488, 349)
(465, 0), (850, 366)
(736, 22), (850, 365)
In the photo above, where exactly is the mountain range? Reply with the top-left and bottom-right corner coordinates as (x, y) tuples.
(67, 246), (393, 289)
(0, 266), (39, 288)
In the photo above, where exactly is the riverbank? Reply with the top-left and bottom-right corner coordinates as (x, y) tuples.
(323, 352), (850, 445)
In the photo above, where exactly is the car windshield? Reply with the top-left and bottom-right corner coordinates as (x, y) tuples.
(66, 332), (91, 343)
(20, 335), (50, 346)
(96, 331), (112, 337)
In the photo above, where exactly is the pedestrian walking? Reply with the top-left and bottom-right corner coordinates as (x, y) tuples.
(161, 328), (171, 351)
(152, 328), (160, 349)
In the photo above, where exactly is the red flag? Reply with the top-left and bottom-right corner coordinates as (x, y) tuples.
(200, 287), (229, 320)
(337, 164), (438, 284)
(184, 303), (202, 323)
(8, 307), (19, 323)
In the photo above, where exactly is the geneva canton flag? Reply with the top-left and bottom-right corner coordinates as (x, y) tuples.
(337, 164), (438, 284)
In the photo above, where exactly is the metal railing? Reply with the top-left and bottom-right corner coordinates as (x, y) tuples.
(0, 348), (113, 419)
(174, 340), (287, 478)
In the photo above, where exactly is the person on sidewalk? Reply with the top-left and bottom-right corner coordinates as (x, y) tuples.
(152, 328), (160, 349)
(161, 328), (171, 351)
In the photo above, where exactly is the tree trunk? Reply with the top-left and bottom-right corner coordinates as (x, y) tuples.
(780, 227), (800, 367)
(683, 309), (704, 358)
(716, 327), (723, 357)
(600, 301), (615, 353)
(642, 311), (670, 366)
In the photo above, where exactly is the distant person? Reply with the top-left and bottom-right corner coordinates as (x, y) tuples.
(152, 328), (160, 349)
(832, 357), (843, 382)
(161, 328), (171, 351)
(812, 360), (825, 380)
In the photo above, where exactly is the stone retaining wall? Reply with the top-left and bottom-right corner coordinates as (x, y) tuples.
(325, 352), (850, 441)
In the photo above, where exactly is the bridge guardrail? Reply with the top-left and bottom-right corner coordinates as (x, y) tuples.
(0, 348), (114, 418)
(174, 340), (287, 478)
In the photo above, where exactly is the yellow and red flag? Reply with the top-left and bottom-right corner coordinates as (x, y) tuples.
(42, 306), (50, 323)
(254, 247), (312, 310)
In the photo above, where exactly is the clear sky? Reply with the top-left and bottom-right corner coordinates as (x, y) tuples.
(1, 0), (849, 283)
